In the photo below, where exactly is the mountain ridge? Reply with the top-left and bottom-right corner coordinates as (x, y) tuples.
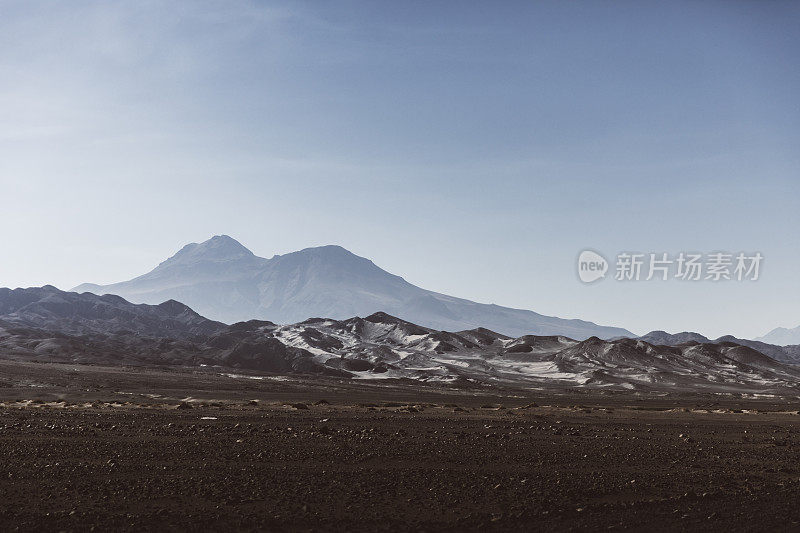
(635, 330), (800, 365)
(757, 325), (800, 346)
(73, 235), (635, 340)
(3, 286), (800, 395)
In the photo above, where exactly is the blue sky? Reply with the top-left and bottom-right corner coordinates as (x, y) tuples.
(1, 1), (798, 338)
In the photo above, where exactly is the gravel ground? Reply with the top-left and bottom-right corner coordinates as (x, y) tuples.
(0, 361), (799, 531)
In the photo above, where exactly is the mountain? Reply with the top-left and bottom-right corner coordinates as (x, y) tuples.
(638, 330), (711, 345)
(3, 288), (799, 395)
(0, 286), (333, 373)
(635, 330), (800, 365)
(74, 236), (270, 324)
(73, 235), (634, 340)
(756, 325), (800, 346)
(0, 285), (225, 339)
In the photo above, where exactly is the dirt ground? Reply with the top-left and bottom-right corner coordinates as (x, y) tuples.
(0, 361), (799, 532)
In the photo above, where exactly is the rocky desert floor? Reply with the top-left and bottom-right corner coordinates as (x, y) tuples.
(0, 361), (799, 531)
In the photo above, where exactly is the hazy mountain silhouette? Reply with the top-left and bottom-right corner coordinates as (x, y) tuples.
(757, 325), (800, 346)
(73, 235), (635, 339)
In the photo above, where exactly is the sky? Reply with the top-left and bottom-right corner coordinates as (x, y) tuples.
(1, 1), (798, 339)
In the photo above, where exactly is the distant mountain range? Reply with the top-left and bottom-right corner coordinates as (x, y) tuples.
(756, 325), (800, 346)
(0, 286), (323, 373)
(0, 285), (223, 339)
(72, 235), (634, 340)
(2, 286), (800, 395)
(637, 330), (800, 365)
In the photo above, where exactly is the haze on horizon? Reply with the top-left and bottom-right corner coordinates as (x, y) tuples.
(1, 1), (798, 340)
